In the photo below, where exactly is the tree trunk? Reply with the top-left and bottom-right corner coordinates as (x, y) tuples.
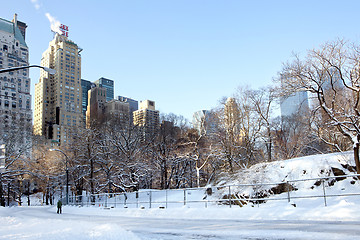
(108, 175), (112, 194)
(17, 194), (22, 206)
(228, 156), (234, 173)
(49, 191), (53, 205)
(164, 161), (168, 189)
(90, 158), (95, 203)
(189, 161), (193, 188)
(267, 129), (272, 162)
(0, 183), (5, 206)
(196, 167), (200, 188)
(7, 183), (10, 206)
(45, 190), (49, 205)
(27, 182), (30, 206)
(354, 140), (360, 175)
(160, 160), (165, 189)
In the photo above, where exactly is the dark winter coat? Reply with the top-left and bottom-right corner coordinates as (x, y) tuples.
(57, 200), (62, 208)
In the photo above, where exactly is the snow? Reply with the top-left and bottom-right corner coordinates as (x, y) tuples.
(0, 207), (138, 240)
(220, 151), (354, 185)
(1, 151), (360, 239)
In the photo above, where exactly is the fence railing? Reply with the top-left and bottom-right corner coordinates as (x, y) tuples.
(65, 174), (360, 208)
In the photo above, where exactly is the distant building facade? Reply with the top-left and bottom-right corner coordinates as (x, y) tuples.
(86, 87), (131, 128)
(224, 97), (241, 138)
(103, 99), (130, 126)
(192, 110), (216, 135)
(117, 95), (138, 122)
(0, 14), (32, 147)
(34, 32), (82, 146)
(86, 86), (107, 128)
(133, 100), (160, 140)
(280, 91), (309, 118)
(280, 75), (310, 119)
(94, 77), (114, 102)
(117, 96), (138, 113)
(81, 79), (93, 123)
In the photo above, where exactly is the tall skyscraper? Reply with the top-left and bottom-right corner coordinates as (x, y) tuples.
(192, 110), (216, 135)
(34, 32), (82, 145)
(280, 91), (309, 118)
(86, 86), (106, 128)
(94, 77), (114, 102)
(280, 75), (309, 119)
(81, 79), (94, 124)
(133, 100), (159, 140)
(0, 14), (32, 144)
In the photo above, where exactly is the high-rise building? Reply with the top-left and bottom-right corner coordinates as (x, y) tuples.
(0, 14), (32, 144)
(133, 100), (159, 140)
(86, 86), (106, 128)
(280, 75), (309, 119)
(103, 99), (130, 126)
(81, 79), (94, 124)
(94, 77), (114, 102)
(280, 91), (309, 118)
(192, 110), (216, 135)
(86, 88), (131, 128)
(34, 32), (82, 145)
(117, 95), (138, 122)
(224, 97), (240, 130)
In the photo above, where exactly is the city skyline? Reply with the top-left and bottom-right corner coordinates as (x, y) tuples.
(2, 0), (360, 120)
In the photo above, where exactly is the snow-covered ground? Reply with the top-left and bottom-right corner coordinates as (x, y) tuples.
(1, 202), (360, 240)
(1, 151), (360, 239)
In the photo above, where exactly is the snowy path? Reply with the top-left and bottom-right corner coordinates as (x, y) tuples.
(1, 206), (360, 240)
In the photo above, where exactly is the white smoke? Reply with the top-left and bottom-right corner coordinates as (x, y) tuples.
(30, 0), (41, 10)
(45, 13), (62, 34)
(30, 0), (63, 34)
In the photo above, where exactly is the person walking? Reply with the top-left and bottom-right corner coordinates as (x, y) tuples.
(57, 200), (62, 214)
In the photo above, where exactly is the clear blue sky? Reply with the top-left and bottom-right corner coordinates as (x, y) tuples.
(2, 0), (360, 121)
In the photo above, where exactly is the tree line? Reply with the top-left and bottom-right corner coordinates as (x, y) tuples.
(1, 39), (359, 206)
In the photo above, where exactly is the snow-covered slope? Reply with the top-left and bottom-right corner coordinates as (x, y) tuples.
(218, 151), (355, 185)
(213, 151), (359, 207)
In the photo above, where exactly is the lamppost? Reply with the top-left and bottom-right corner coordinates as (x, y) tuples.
(0, 65), (56, 74)
(49, 149), (69, 205)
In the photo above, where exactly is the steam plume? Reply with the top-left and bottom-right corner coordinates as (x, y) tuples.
(30, 0), (62, 34)
(45, 13), (62, 34)
(30, 0), (41, 10)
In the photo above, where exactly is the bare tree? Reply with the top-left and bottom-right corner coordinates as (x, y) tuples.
(272, 113), (321, 160)
(180, 128), (212, 188)
(0, 125), (33, 206)
(279, 39), (360, 173)
(69, 127), (100, 201)
(216, 88), (265, 170)
(32, 143), (64, 205)
(108, 120), (149, 191)
(247, 88), (276, 162)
